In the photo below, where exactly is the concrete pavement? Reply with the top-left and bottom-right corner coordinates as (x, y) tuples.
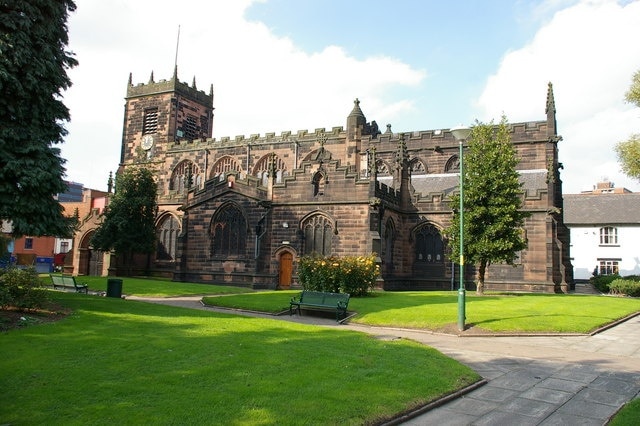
(126, 295), (640, 425)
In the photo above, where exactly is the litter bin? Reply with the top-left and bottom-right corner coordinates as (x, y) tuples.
(106, 278), (123, 298)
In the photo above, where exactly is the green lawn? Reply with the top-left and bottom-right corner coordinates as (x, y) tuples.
(0, 291), (480, 425)
(205, 290), (640, 333)
(46, 275), (253, 297)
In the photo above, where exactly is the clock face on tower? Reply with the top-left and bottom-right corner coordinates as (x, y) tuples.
(141, 134), (154, 150)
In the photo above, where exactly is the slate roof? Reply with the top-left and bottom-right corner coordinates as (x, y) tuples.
(378, 169), (548, 198)
(563, 193), (640, 225)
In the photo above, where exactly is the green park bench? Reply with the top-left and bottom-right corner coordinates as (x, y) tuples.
(290, 290), (350, 322)
(50, 274), (89, 294)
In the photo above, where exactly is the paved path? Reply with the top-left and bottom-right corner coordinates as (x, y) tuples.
(127, 296), (640, 425)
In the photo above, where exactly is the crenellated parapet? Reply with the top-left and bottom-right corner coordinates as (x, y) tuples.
(126, 68), (213, 106)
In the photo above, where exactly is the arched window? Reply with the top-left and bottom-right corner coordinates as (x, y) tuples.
(302, 214), (333, 256)
(253, 153), (288, 185)
(210, 204), (247, 257)
(383, 219), (395, 271)
(312, 171), (325, 196)
(210, 156), (241, 180)
(376, 159), (391, 176)
(444, 155), (460, 173)
(414, 223), (444, 263)
(156, 215), (180, 261)
(410, 158), (427, 174)
(169, 160), (200, 193)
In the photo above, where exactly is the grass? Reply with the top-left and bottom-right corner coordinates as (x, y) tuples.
(0, 291), (479, 425)
(609, 397), (640, 426)
(45, 275), (253, 297)
(205, 290), (640, 333)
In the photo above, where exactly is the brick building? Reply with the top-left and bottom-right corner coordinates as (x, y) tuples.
(100, 69), (573, 292)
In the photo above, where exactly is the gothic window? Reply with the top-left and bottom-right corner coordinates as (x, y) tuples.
(169, 160), (200, 193)
(302, 214), (333, 256)
(210, 156), (241, 179)
(156, 215), (180, 261)
(253, 154), (288, 185)
(143, 108), (158, 134)
(312, 171), (325, 196)
(414, 223), (444, 263)
(376, 160), (391, 176)
(210, 204), (247, 257)
(383, 219), (395, 268)
(445, 155), (460, 173)
(410, 158), (427, 174)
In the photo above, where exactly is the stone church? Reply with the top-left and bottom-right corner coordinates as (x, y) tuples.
(106, 68), (573, 293)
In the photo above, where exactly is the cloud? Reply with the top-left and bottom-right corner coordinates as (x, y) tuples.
(477, 0), (640, 193)
(63, 0), (425, 189)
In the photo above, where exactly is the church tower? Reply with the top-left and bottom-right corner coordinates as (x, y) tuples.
(120, 67), (214, 165)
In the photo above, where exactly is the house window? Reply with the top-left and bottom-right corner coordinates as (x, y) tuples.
(143, 108), (158, 134)
(302, 215), (333, 256)
(210, 205), (247, 257)
(598, 259), (619, 275)
(414, 224), (444, 263)
(60, 241), (70, 253)
(24, 238), (33, 250)
(599, 227), (618, 245)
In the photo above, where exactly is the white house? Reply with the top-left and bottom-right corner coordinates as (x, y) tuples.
(564, 185), (640, 281)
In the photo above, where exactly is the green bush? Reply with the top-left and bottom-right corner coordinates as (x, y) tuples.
(297, 254), (380, 296)
(589, 274), (620, 293)
(609, 279), (640, 297)
(0, 267), (49, 310)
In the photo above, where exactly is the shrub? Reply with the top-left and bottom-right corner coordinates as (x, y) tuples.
(0, 267), (49, 310)
(590, 274), (620, 293)
(297, 254), (380, 296)
(609, 279), (640, 297)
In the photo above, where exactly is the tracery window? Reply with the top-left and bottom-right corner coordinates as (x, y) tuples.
(169, 160), (200, 193)
(210, 156), (241, 179)
(302, 214), (333, 256)
(156, 215), (180, 261)
(210, 204), (247, 257)
(444, 155), (460, 173)
(253, 154), (288, 185)
(414, 223), (444, 263)
(409, 158), (427, 174)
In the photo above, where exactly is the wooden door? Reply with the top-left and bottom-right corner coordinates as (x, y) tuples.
(278, 252), (293, 289)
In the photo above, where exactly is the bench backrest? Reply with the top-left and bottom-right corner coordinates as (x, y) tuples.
(50, 274), (65, 286)
(300, 290), (350, 307)
(62, 275), (76, 286)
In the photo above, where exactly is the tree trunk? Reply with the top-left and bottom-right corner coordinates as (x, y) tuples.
(477, 260), (487, 295)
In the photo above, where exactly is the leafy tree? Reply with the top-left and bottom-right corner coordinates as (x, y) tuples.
(615, 69), (640, 180)
(0, 1), (78, 237)
(625, 69), (640, 107)
(91, 167), (157, 273)
(447, 117), (530, 295)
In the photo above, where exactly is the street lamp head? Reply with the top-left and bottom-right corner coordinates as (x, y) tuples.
(451, 125), (471, 142)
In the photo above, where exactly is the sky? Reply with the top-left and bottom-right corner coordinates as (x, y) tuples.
(63, 0), (640, 194)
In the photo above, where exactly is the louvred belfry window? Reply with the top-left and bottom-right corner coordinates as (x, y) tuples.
(143, 108), (158, 134)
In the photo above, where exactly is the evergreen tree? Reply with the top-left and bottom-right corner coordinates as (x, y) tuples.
(615, 69), (640, 181)
(91, 167), (157, 273)
(0, 1), (78, 237)
(447, 117), (530, 294)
